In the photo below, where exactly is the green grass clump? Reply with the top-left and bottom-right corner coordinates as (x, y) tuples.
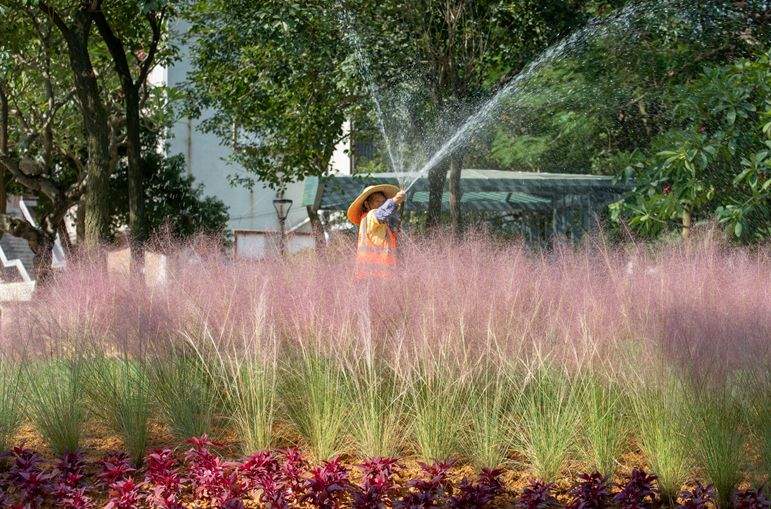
(629, 375), (692, 504)
(145, 351), (219, 440)
(83, 357), (150, 464)
(346, 359), (405, 458)
(407, 363), (468, 462)
(283, 351), (349, 460)
(464, 368), (514, 468)
(228, 359), (277, 453)
(579, 374), (628, 477)
(687, 384), (746, 509)
(187, 318), (278, 453)
(0, 360), (23, 450)
(736, 369), (771, 482)
(24, 359), (86, 455)
(511, 365), (583, 481)
(214, 356), (276, 454)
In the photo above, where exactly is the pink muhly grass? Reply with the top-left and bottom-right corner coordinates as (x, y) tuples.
(7, 232), (768, 375)
(0, 231), (767, 474)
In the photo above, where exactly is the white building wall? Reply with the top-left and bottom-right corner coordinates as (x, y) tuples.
(157, 20), (350, 234)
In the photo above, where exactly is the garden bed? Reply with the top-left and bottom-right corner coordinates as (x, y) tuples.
(0, 237), (768, 507)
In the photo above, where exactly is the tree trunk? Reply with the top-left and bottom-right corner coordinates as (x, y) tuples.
(92, 7), (164, 272)
(448, 156), (463, 237)
(57, 219), (73, 256)
(682, 208), (692, 239)
(0, 85), (8, 230)
(124, 85), (146, 270)
(46, 8), (112, 250)
(80, 103), (112, 249)
(425, 163), (447, 229)
(307, 206), (325, 253)
(76, 195), (86, 246)
(31, 234), (55, 286)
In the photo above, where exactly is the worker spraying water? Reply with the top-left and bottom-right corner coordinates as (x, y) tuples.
(347, 185), (407, 279)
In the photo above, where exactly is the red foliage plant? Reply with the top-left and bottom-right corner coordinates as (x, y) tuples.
(569, 471), (612, 509)
(613, 468), (659, 509)
(518, 479), (558, 509)
(676, 482), (716, 509)
(301, 457), (352, 509)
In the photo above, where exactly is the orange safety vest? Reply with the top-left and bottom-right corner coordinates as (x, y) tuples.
(355, 212), (398, 280)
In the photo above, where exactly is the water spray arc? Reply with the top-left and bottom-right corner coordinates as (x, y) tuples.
(338, 10), (407, 186)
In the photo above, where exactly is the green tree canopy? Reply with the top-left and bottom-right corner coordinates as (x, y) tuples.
(610, 50), (771, 243)
(185, 0), (355, 190)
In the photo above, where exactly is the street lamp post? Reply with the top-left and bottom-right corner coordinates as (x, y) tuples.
(273, 197), (293, 256)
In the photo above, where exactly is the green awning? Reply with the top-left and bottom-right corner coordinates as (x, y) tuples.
(409, 191), (551, 212)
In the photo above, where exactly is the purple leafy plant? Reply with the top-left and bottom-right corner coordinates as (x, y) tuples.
(59, 487), (95, 509)
(144, 448), (184, 509)
(256, 475), (292, 509)
(281, 448), (308, 501)
(104, 479), (142, 509)
(733, 487), (770, 509)
(238, 450), (280, 491)
(518, 479), (558, 509)
(51, 451), (94, 509)
(54, 451), (87, 489)
(613, 468), (659, 509)
(448, 467), (505, 509)
(351, 456), (402, 508)
(568, 471), (611, 509)
(395, 460), (455, 508)
(676, 482), (716, 509)
(97, 451), (135, 487)
(6, 446), (55, 508)
(239, 449), (296, 508)
(301, 457), (352, 509)
(184, 435), (245, 506)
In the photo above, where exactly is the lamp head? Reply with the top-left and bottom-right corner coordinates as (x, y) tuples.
(273, 198), (293, 221)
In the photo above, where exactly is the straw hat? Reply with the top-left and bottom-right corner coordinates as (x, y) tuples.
(347, 184), (400, 225)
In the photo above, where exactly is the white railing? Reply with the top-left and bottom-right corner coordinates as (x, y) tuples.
(19, 197), (66, 269)
(0, 243), (32, 283)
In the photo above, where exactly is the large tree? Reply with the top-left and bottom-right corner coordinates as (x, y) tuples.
(0, 2), (224, 281)
(186, 0), (359, 191)
(0, 9), (88, 281)
(34, 0), (113, 248)
(90, 0), (173, 265)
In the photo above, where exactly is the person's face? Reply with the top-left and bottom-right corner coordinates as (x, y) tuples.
(365, 192), (386, 210)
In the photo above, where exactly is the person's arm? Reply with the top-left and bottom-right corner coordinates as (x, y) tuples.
(372, 191), (406, 223)
(373, 199), (398, 223)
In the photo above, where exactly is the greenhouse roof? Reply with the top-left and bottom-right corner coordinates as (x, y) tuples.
(303, 170), (629, 213)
